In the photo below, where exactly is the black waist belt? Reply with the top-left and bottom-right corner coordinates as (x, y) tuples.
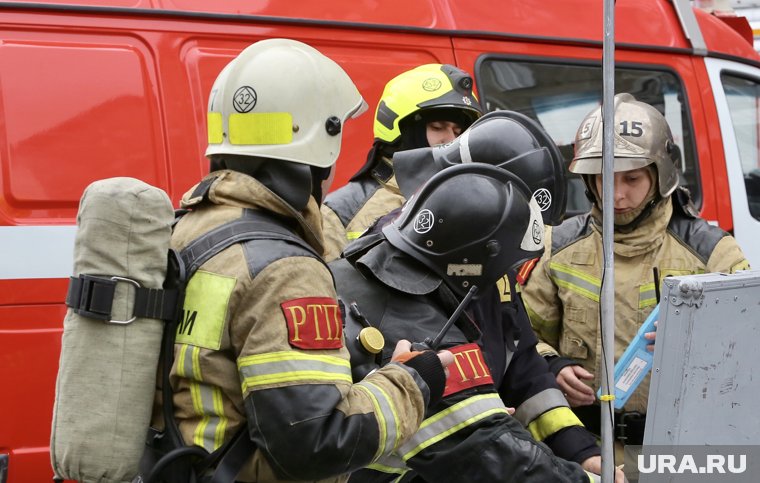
(573, 404), (646, 445)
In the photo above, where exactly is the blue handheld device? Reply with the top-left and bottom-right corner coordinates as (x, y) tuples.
(598, 304), (658, 410)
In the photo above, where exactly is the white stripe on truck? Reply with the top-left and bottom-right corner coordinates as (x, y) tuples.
(0, 225), (76, 280)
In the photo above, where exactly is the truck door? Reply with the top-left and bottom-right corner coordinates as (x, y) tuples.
(704, 57), (760, 267)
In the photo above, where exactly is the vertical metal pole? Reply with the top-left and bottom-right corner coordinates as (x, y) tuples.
(601, 0), (616, 481)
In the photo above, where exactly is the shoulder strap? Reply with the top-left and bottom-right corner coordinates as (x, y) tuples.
(179, 209), (320, 279)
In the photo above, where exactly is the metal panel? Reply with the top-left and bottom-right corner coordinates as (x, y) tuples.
(644, 269), (760, 445)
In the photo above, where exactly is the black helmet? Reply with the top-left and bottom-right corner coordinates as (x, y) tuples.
(382, 163), (544, 298)
(393, 110), (567, 225)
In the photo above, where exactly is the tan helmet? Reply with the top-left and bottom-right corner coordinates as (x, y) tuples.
(205, 38), (368, 168)
(569, 93), (680, 198)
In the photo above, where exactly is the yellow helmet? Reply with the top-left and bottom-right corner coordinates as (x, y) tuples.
(206, 38), (368, 168)
(373, 64), (482, 146)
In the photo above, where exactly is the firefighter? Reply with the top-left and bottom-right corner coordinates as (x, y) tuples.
(346, 110), (622, 481)
(321, 63), (482, 261)
(522, 93), (751, 459)
(331, 163), (624, 482)
(166, 39), (454, 483)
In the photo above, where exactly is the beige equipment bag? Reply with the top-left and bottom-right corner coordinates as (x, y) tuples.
(50, 177), (174, 483)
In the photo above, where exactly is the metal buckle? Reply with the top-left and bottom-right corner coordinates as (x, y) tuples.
(68, 274), (141, 324)
(107, 276), (141, 325)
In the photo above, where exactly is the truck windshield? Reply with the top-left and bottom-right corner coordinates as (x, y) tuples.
(477, 59), (697, 217)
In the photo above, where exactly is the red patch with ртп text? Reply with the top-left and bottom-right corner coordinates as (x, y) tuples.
(443, 343), (494, 397)
(281, 297), (343, 350)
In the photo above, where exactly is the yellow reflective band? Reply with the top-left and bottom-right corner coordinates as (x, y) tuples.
(367, 453), (408, 474)
(212, 387), (227, 449)
(192, 345), (201, 379)
(194, 413), (210, 449)
(355, 384), (387, 460)
(639, 282), (657, 309)
(549, 262), (600, 302)
(238, 351), (352, 393)
(514, 388), (567, 427)
(207, 112), (223, 144)
(524, 302), (559, 338)
(731, 260), (751, 273)
(241, 371), (352, 391)
(177, 344), (190, 378)
(366, 463), (406, 475)
(360, 380), (403, 458)
(495, 275), (512, 303)
(526, 406), (584, 442)
(400, 394), (508, 460)
(347, 231), (363, 241)
(177, 271), (235, 350)
(229, 112), (293, 145)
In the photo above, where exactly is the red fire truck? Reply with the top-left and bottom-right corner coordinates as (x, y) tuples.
(1, 1), (759, 481)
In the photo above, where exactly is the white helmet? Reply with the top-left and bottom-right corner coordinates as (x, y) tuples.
(205, 38), (368, 168)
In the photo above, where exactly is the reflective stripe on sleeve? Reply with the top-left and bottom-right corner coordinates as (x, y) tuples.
(178, 344), (229, 451)
(513, 388), (568, 427)
(523, 299), (559, 340)
(526, 406), (584, 442)
(237, 351), (352, 394)
(191, 383), (228, 451)
(398, 393), (508, 460)
(366, 453), (409, 475)
(549, 262), (601, 302)
(354, 380), (402, 459)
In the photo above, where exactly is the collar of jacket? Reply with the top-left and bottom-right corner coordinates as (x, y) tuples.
(591, 197), (672, 258)
(351, 238), (442, 295)
(180, 169), (325, 254)
(372, 156), (402, 195)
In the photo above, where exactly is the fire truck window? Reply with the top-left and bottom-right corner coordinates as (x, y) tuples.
(477, 60), (698, 218)
(721, 73), (760, 221)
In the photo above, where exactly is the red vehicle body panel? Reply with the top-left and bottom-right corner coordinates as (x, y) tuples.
(1, 1), (758, 482)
